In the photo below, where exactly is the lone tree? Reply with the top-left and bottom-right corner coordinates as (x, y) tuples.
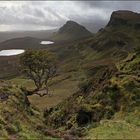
(20, 49), (57, 96)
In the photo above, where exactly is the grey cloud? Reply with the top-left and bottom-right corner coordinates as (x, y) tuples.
(43, 7), (67, 25)
(73, 1), (140, 32)
(77, 1), (140, 11)
(0, 1), (140, 32)
(35, 9), (45, 17)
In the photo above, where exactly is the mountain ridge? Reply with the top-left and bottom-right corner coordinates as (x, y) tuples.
(107, 10), (140, 28)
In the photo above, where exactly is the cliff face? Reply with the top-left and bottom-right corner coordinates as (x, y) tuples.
(107, 10), (140, 29)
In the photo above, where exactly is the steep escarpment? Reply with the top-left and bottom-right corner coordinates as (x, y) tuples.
(44, 52), (140, 138)
(107, 10), (140, 29)
(89, 11), (140, 55)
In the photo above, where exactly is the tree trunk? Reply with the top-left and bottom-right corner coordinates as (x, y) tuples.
(44, 80), (49, 95)
(46, 88), (48, 95)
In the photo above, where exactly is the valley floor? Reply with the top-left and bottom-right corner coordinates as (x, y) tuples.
(9, 73), (80, 110)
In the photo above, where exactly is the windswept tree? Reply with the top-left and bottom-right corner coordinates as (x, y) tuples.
(20, 49), (57, 96)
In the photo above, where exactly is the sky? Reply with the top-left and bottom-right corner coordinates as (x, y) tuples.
(0, 1), (140, 32)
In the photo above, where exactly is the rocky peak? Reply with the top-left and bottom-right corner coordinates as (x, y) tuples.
(58, 20), (92, 36)
(107, 10), (140, 28)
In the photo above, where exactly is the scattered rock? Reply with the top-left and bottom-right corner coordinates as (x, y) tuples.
(0, 92), (9, 101)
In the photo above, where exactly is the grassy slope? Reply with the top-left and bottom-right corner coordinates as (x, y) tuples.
(1, 23), (140, 139)
(0, 82), (53, 139)
(43, 26), (140, 139)
(86, 112), (140, 139)
(10, 75), (79, 110)
(85, 52), (140, 138)
(8, 40), (104, 110)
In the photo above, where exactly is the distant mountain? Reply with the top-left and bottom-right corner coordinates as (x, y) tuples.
(107, 10), (140, 29)
(89, 10), (140, 53)
(0, 29), (56, 43)
(51, 20), (93, 41)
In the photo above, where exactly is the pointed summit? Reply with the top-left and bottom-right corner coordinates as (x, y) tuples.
(52, 20), (92, 41)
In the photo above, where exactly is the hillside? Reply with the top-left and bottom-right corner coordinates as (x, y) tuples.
(44, 11), (140, 139)
(107, 10), (140, 28)
(0, 81), (52, 139)
(0, 37), (42, 50)
(51, 20), (93, 41)
(0, 29), (56, 43)
(0, 10), (140, 139)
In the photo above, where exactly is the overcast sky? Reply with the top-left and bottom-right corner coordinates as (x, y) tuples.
(0, 1), (140, 32)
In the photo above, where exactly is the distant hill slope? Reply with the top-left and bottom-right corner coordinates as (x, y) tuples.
(0, 21), (92, 50)
(51, 20), (93, 41)
(0, 29), (56, 43)
(0, 37), (42, 50)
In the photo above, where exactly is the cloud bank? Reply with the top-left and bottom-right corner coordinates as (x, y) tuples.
(0, 1), (140, 32)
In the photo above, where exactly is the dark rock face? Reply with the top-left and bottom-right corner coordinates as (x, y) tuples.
(76, 109), (92, 126)
(0, 92), (9, 101)
(107, 10), (140, 27)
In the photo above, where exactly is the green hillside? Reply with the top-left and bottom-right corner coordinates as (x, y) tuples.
(44, 11), (140, 139)
(0, 81), (53, 139)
